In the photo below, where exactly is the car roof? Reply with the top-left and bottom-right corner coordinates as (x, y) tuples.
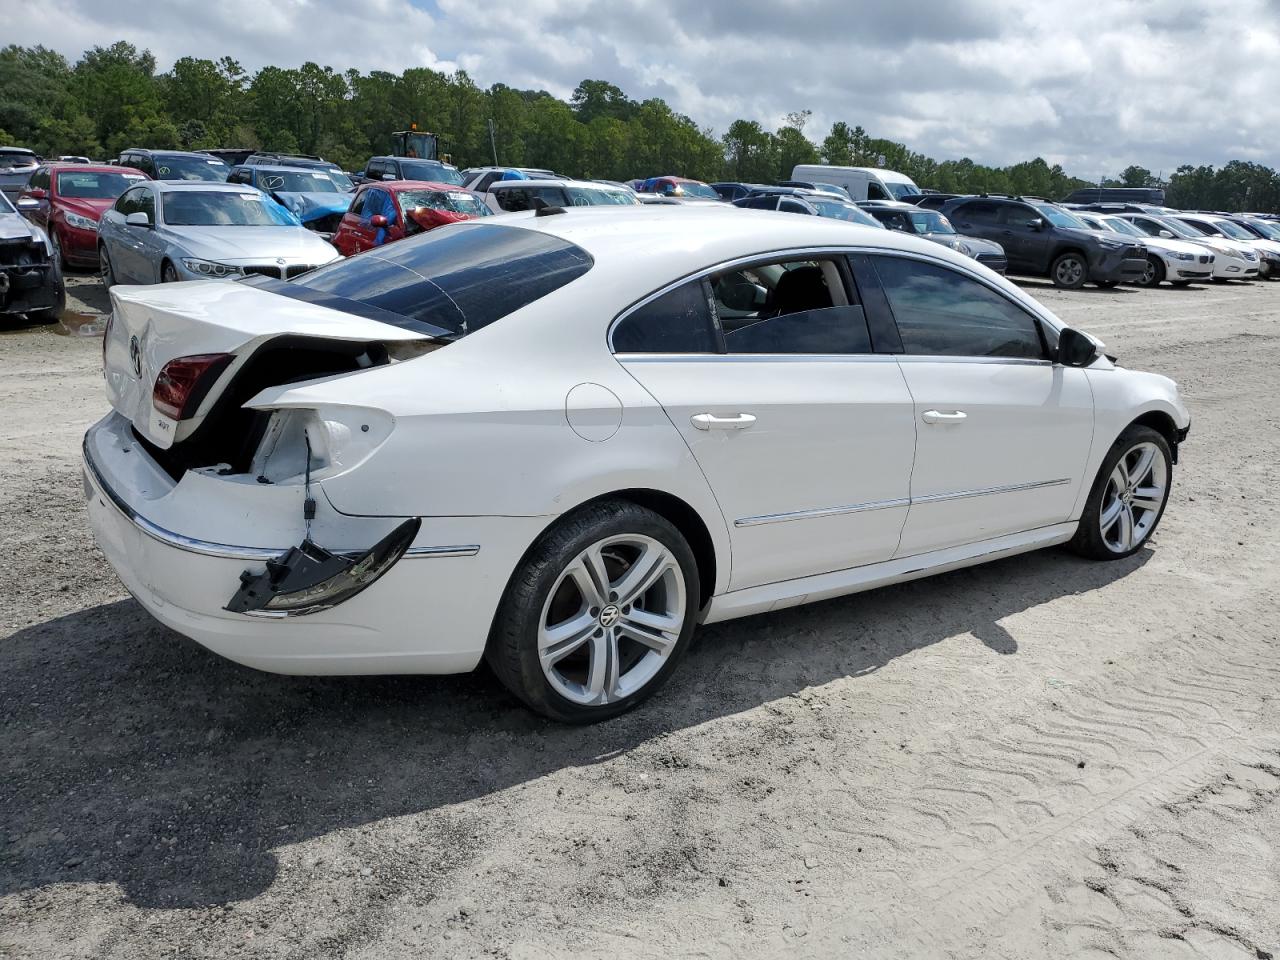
(45, 163), (144, 175)
(245, 164), (339, 176)
(1, 146), (37, 155)
(366, 179), (470, 192)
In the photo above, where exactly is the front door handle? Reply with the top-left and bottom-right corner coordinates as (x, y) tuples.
(922, 409), (967, 424)
(691, 413), (757, 431)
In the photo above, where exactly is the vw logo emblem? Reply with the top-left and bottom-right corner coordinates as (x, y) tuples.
(599, 604), (622, 627)
(129, 335), (142, 378)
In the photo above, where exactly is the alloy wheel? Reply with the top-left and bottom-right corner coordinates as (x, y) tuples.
(1139, 259), (1158, 287)
(1054, 256), (1085, 287)
(537, 534), (687, 706)
(1099, 441), (1168, 553)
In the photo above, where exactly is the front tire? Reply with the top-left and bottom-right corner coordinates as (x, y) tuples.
(1068, 425), (1173, 560)
(1051, 252), (1088, 289)
(1135, 256), (1165, 288)
(486, 501), (700, 723)
(99, 245), (116, 289)
(161, 260), (180, 283)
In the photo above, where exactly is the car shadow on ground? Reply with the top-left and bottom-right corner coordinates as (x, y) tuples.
(1013, 278), (1142, 295)
(0, 545), (1150, 910)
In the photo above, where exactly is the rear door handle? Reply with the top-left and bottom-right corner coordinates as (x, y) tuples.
(691, 413), (757, 431)
(921, 409), (967, 424)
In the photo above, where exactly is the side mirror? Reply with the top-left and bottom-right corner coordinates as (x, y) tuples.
(125, 211), (152, 228)
(1158, 230), (1174, 239)
(15, 197), (39, 211)
(369, 214), (389, 228)
(1056, 327), (1099, 367)
(1026, 218), (1044, 230)
(25, 187), (47, 200)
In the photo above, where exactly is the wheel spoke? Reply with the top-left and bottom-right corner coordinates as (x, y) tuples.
(613, 544), (671, 607)
(1130, 490), (1164, 514)
(539, 610), (596, 666)
(584, 629), (620, 702)
(1110, 464), (1130, 494)
(1100, 498), (1124, 533)
(564, 555), (608, 609)
(1117, 505), (1135, 550)
(1126, 445), (1156, 488)
(618, 610), (679, 654)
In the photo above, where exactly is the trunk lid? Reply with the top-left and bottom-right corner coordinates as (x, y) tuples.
(105, 280), (430, 449)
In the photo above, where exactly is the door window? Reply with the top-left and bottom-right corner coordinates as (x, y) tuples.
(996, 204), (1038, 228)
(778, 198), (810, 214)
(951, 201), (999, 224)
(713, 258), (871, 354)
(867, 182), (890, 200)
(872, 256), (1047, 360)
(740, 195), (779, 210)
(115, 186), (145, 216)
(612, 281), (718, 353)
(348, 190), (368, 216)
(135, 189), (156, 224)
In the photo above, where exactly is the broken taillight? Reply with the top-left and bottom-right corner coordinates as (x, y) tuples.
(153, 353), (234, 420)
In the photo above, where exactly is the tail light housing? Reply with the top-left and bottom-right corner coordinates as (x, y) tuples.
(153, 353), (234, 420)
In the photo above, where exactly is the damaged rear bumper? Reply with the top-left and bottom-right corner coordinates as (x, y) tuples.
(81, 412), (537, 675)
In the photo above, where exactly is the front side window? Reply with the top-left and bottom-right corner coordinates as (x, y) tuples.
(1031, 203), (1088, 229)
(778, 198), (811, 214)
(872, 255), (1046, 360)
(612, 281), (718, 353)
(115, 186), (147, 216)
(713, 258), (871, 355)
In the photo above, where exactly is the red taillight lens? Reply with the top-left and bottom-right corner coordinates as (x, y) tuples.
(153, 353), (234, 420)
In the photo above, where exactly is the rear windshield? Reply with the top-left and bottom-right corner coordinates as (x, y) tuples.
(260, 222), (593, 339)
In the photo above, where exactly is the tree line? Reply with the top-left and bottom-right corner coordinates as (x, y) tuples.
(1, 41), (1276, 211)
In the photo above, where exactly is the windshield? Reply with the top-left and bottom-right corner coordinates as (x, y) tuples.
(812, 199), (882, 226)
(398, 188), (490, 217)
(1245, 218), (1280, 240)
(56, 170), (146, 199)
(0, 152), (37, 170)
(1174, 218), (1215, 237)
(154, 155), (231, 182)
(163, 190), (299, 226)
(669, 181), (719, 200)
(1212, 219), (1255, 241)
(1155, 217), (1205, 240)
(399, 160), (465, 185)
(1032, 203), (1088, 229)
(886, 181), (922, 199)
(1100, 217), (1144, 238)
(257, 169), (344, 194)
(563, 186), (640, 206)
(909, 210), (955, 234)
(326, 169), (354, 191)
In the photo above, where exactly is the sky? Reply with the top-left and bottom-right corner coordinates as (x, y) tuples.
(14, 0), (1280, 180)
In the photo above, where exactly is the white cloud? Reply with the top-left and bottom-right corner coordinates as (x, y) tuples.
(12, 0), (1280, 179)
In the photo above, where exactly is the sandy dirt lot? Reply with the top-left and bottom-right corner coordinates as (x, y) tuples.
(1, 271), (1277, 959)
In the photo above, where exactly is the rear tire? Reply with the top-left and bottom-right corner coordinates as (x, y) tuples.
(486, 500), (700, 723)
(1068, 425), (1173, 561)
(1051, 252), (1088, 289)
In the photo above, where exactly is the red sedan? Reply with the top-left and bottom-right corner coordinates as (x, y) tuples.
(331, 179), (492, 256)
(18, 163), (149, 269)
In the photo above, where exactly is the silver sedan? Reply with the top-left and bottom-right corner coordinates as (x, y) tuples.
(97, 181), (340, 286)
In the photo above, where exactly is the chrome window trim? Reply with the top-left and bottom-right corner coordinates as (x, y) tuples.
(608, 244), (1063, 358)
(82, 434), (478, 562)
(619, 353), (899, 364)
(735, 478), (1070, 528)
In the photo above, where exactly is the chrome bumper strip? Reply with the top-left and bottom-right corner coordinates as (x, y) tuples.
(82, 432), (478, 562)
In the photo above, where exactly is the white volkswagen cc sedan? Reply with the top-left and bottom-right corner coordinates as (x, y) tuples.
(84, 206), (1190, 722)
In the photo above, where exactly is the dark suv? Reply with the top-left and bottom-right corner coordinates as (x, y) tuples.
(938, 196), (1147, 289)
(116, 149), (230, 182)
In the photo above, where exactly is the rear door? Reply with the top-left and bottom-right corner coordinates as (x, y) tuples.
(865, 253), (1094, 555)
(614, 253), (917, 590)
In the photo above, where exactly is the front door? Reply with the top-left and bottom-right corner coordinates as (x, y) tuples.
(613, 255), (917, 590)
(995, 201), (1054, 273)
(867, 254), (1095, 555)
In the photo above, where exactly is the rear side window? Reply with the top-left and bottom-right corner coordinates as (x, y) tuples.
(273, 223), (593, 339)
(872, 256), (1046, 360)
(951, 201), (999, 224)
(612, 282), (718, 353)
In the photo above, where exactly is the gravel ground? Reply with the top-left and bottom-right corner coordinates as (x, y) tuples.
(1, 271), (1278, 960)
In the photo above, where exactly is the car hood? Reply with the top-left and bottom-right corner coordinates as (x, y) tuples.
(1139, 235), (1205, 257)
(951, 233), (1004, 256)
(270, 191), (351, 223)
(159, 225), (340, 263)
(59, 196), (115, 221)
(0, 210), (45, 244)
(1061, 226), (1132, 247)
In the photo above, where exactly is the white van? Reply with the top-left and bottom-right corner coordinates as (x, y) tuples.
(790, 164), (922, 202)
